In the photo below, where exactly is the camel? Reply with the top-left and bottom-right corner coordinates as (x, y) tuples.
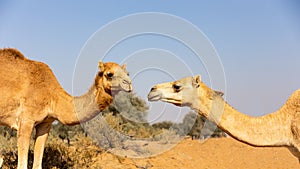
(148, 75), (300, 158)
(0, 48), (132, 169)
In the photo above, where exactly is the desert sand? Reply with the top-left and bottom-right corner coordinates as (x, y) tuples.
(95, 137), (299, 169)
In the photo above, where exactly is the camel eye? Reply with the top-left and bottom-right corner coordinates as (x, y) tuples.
(173, 84), (182, 92)
(106, 72), (114, 78)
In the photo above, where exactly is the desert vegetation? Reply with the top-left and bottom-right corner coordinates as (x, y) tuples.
(0, 91), (225, 168)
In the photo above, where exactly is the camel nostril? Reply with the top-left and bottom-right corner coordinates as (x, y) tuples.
(150, 87), (156, 92)
(123, 80), (130, 85)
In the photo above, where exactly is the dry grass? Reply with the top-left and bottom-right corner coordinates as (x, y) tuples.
(0, 127), (105, 169)
(0, 127), (182, 168)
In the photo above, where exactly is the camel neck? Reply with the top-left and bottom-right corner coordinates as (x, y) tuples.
(200, 95), (293, 146)
(74, 85), (112, 123)
(56, 85), (112, 125)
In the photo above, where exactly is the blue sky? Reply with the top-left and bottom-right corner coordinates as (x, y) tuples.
(1, 1), (300, 123)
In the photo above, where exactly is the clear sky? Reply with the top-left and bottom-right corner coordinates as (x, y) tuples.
(1, 1), (300, 123)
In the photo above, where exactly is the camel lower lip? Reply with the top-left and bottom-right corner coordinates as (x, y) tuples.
(148, 94), (161, 101)
(120, 84), (132, 92)
(112, 86), (132, 93)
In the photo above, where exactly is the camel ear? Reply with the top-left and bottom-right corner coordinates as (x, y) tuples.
(193, 75), (201, 88)
(121, 64), (127, 70)
(214, 90), (224, 97)
(98, 61), (105, 72)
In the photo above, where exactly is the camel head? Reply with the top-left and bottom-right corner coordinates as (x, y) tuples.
(96, 61), (132, 94)
(148, 75), (223, 110)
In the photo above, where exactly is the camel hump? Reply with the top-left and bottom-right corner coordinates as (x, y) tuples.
(283, 89), (300, 111)
(292, 89), (300, 101)
(295, 89), (300, 103)
(0, 48), (26, 60)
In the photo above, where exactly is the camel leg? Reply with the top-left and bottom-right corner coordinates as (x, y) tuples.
(291, 112), (300, 162)
(32, 122), (52, 169)
(17, 119), (34, 169)
(288, 145), (300, 163)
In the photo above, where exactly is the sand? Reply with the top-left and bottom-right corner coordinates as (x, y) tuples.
(95, 137), (300, 169)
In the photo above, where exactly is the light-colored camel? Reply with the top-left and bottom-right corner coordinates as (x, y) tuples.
(0, 48), (132, 169)
(148, 75), (300, 157)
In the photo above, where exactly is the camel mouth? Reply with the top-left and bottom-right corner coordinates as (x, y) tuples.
(148, 91), (182, 106)
(111, 83), (132, 93)
(111, 87), (132, 94)
(161, 98), (182, 106)
(119, 81), (133, 93)
(121, 85), (133, 93)
(147, 92), (162, 101)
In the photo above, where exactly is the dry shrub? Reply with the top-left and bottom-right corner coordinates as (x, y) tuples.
(83, 115), (127, 150)
(0, 138), (73, 169)
(46, 133), (106, 169)
(0, 126), (104, 169)
(153, 129), (181, 144)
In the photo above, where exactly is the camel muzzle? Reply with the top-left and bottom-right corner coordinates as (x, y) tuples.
(147, 89), (162, 101)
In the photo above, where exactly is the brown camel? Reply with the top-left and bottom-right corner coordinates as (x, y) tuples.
(0, 48), (132, 169)
(148, 75), (300, 158)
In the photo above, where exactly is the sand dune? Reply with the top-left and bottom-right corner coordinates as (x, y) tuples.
(95, 137), (299, 169)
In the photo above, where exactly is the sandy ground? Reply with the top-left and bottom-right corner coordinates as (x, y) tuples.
(95, 137), (300, 169)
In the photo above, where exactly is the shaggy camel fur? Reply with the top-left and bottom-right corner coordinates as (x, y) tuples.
(148, 75), (300, 158)
(0, 48), (132, 169)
